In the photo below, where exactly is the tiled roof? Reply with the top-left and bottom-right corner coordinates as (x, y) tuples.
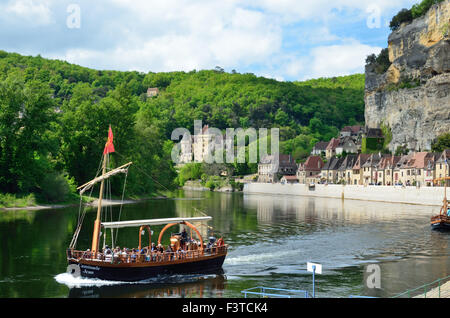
(313, 141), (329, 151)
(352, 154), (371, 169)
(302, 156), (324, 171)
(326, 138), (340, 150)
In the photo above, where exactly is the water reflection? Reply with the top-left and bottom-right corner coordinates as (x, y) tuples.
(67, 273), (227, 298)
(0, 191), (448, 298)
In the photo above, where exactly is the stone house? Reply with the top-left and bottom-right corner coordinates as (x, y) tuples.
(340, 125), (363, 139)
(435, 149), (450, 186)
(280, 175), (299, 184)
(146, 87), (160, 97)
(325, 138), (340, 159)
(336, 136), (358, 155)
(338, 154), (357, 184)
(351, 154), (371, 185)
(321, 156), (344, 184)
(361, 153), (382, 185)
(297, 155), (324, 184)
(311, 141), (329, 156)
(376, 155), (401, 185)
(258, 154), (297, 183)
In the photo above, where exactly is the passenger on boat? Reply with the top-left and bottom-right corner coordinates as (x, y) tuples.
(131, 248), (137, 262)
(151, 243), (157, 252)
(166, 245), (174, 260)
(103, 246), (112, 261)
(181, 228), (188, 246)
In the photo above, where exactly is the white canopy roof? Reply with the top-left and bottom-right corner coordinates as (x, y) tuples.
(101, 216), (212, 229)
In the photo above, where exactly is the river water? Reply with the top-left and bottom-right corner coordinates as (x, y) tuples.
(0, 190), (448, 298)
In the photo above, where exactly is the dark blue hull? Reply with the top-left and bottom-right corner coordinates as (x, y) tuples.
(431, 222), (450, 231)
(70, 254), (227, 282)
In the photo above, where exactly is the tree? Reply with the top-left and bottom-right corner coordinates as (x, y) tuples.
(0, 74), (56, 193)
(432, 133), (450, 152)
(389, 8), (413, 31)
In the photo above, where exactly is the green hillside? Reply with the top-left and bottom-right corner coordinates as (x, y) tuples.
(0, 51), (365, 202)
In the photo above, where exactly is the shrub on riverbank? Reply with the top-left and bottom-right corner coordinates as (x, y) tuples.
(0, 193), (36, 208)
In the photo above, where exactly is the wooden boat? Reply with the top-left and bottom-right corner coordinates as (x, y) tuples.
(430, 176), (450, 230)
(66, 127), (228, 281)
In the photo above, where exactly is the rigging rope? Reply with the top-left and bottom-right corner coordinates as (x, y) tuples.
(113, 150), (171, 192)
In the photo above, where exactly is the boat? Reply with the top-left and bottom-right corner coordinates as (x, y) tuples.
(66, 126), (228, 282)
(430, 176), (450, 230)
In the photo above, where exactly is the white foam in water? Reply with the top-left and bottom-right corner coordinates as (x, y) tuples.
(225, 250), (294, 265)
(55, 272), (218, 288)
(54, 273), (129, 288)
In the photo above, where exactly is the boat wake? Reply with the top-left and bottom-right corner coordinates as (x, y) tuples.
(55, 272), (224, 289)
(55, 273), (129, 288)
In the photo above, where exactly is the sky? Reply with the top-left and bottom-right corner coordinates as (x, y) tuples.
(0, 0), (418, 81)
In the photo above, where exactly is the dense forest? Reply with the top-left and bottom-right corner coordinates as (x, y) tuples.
(0, 51), (365, 204)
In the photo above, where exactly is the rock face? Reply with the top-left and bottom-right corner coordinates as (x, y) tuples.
(365, 0), (450, 152)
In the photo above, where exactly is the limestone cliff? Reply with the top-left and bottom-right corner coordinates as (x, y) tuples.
(365, 0), (450, 152)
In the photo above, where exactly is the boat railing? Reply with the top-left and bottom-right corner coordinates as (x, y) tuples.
(431, 214), (450, 222)
(67, 245), (227, 264)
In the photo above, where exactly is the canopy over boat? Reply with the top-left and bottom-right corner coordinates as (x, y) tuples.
(101, 216), (212, 229)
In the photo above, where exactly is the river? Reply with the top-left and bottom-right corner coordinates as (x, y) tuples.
(0, 190), (448, 298)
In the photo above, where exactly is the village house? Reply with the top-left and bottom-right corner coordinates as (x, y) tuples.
(340, 125), (363, 139)
(280, 175), (299, 184)
(361, 153), (382, 185)
(351, 154), (371, 185)
(336, 136), (358, 155)
(297, 155), (324, 184)
(311, 141), (329, 156)
(435, 149), (450, 186)
(376, 155), (401, 185)
(258, 154), (297, 183)
(321, 156), (344, 184)
(146, 87), (160, 97)
(325, 138), (340, 159)
(338, 154), (357, 184)
(419, 152), (439, 187)
(394, 154), (414, 186)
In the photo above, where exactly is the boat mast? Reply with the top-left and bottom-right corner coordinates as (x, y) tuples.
(92, 153), (107, 256)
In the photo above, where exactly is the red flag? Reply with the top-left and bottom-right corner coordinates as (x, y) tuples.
(103, 125), (115, 155)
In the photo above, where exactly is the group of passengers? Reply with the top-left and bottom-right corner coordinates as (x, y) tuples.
(82, 229), (223, 263)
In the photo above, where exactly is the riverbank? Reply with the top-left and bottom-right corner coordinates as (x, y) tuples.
(0, 194), (168, 211)
(244, 183), (445, 206)
(182, 180), (240, 193)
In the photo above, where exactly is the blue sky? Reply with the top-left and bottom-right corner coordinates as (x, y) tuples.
(0, 0), (418, 81)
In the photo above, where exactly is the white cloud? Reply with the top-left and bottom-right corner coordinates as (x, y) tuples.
(304, 41), (382, 79)
(56, 1), (282, 73)
(0, 0), (419, 80)
(3, 0), (54, 25)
